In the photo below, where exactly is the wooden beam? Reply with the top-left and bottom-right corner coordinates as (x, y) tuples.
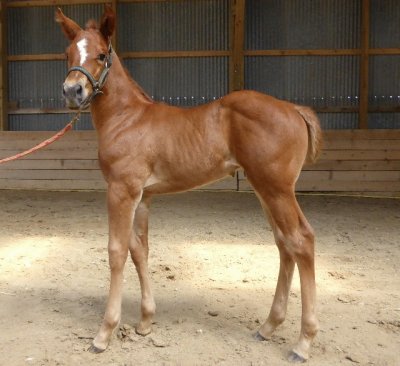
(8, 53), (66, 62)
(6, 0), (109, 7)
(6, 0), (192, 6)
(369, 48), (400, 55)
(111, 0), (118, 53)
(9, 51), (231, 63)
(120, 50), (230, 59)
(9, 48), (399, 63)
(359, 0), (370, 129)
(118, 0), (185, 3)
(245, 49), (362, 57)
(229, 0), (245, 92)
(8, 108), (90, 115)
(245, 49), (400, 57)
(0, 0), (7, 130)
(7, 106), (399, 116)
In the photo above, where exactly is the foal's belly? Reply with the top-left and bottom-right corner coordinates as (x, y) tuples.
(143, 157), (240, 195)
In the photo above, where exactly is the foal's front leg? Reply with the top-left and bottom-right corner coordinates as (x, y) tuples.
(129, 195), (156, 336)
(90, 185), (142, 353)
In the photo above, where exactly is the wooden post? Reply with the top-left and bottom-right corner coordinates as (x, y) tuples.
(111, 0), (118, 52)
(229, 0), (245, 92)
(0, 0), (8, 130)
(359, 0), (370, 129)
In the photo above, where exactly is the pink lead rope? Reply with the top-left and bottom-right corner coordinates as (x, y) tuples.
(0, 112), (81, 165)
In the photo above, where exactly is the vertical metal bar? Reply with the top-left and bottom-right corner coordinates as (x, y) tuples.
(0, 0), (8, 130)
(229, 0), (245, 92)
(359, 0), (370, 129)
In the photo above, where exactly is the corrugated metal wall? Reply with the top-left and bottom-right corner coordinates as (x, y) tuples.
(8, 113), (93, 131)
(245, 0), (361, 129)
(245, 0), (399, 129)
(125, 57), (228, 107)
(7, 4), (105, 130)
(117, 1), (229, 52)
(7, 5), (103, 55)
(370, 0), (399, 48)
(244, 55), (360, 129)
(5, 0), (400, 131)
(369, 0), (400, 128)
(7, 0), (229, 130)
(118, 0), (229, 107)
(245, 0), (361, 49)
(8, 61), (65, 109)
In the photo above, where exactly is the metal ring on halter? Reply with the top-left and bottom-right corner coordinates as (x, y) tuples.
(67, 42), (113, 110)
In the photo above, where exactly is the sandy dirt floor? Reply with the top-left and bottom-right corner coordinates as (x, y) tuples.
(0, 190), (399, 366)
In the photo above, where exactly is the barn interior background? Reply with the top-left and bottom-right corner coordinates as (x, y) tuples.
(0, 0), (399, 195)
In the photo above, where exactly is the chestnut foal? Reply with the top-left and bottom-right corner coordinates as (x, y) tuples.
(56, 6), (322, 362)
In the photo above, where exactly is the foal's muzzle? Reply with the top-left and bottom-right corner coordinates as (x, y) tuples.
(62, 79), (88, 110)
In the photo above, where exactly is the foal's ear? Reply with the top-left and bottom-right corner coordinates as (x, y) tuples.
(100, 4), (116, 41)
(55, 8), (82, 41)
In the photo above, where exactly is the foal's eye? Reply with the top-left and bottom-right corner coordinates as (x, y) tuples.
(98, 54), (106, 62)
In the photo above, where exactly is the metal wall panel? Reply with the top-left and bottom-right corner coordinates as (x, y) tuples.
(124, 57), (228, 106)
(245, 56), (359, 105)
(6, 1), (399, 131)
(245, 0), (361, 50)
(370, 0), (400, 48)
(369, 56), (399, 107)
(7, 5), (102, 130)
(368, 114), (400, 129)
(369, 55), (400, 129)
(8, 60), (66, 109)
(117, 0), (230, 52)
(7, 1), (229, 130)
(8, 60), (93, 130)
(7, 4), (104, 55)
(370, 1), (400, 129)
(9, 113), (92, 131)
(318, 113), (358, 130)
(244, 0), (363, 129)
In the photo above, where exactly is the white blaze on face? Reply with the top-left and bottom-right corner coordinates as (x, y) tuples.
(77, 38), (88, 66)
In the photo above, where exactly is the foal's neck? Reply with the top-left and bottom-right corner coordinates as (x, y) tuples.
(90, 53), (153, 131)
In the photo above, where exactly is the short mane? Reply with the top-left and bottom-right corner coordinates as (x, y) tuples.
(85, 19), (98, 30)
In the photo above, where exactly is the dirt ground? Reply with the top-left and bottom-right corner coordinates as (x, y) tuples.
(0, 190), (399, 366)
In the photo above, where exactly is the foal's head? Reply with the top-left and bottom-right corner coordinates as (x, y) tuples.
(56, 6), (115, 109)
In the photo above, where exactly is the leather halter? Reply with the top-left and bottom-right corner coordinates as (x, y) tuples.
(67, 42), (113, 109)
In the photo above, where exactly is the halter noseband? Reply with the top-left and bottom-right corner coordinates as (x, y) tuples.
(67, 42), (113, 109)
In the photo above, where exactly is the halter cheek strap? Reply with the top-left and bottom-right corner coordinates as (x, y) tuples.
(67, 42), (113, 109)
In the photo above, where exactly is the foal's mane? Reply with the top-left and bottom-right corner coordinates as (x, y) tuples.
(85, 20), (154, 104)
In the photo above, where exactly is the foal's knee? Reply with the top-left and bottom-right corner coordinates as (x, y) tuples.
(108, 243), (128, 270)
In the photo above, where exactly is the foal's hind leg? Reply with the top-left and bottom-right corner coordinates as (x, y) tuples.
(129, 195), (156, 336)
(255, 188), (318, 362)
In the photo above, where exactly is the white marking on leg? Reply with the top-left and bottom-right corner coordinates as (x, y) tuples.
(77, 38), (88, 66)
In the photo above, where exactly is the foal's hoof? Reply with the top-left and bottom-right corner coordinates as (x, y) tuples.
(288, 350), (306, 363)
(135, 325), (152, 337)
(88, 344), (106, 354)
(253, 331), (268, 341)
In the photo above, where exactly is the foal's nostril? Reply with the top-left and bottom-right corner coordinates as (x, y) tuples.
(76, 84), (83, 96)
(63, 83), (83, 100)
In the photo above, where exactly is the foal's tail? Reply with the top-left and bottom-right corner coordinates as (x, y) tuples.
(294, 105), (323, 164)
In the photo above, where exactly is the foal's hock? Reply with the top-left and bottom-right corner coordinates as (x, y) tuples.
(56, 5), (322, 362)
